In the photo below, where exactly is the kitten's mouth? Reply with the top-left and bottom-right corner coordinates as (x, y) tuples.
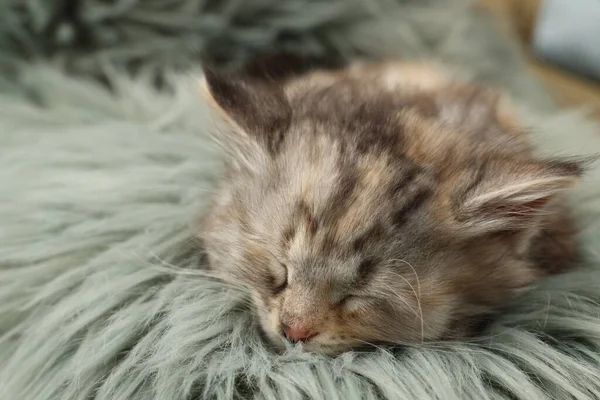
(258, 327), (395, 355)
(257, 323), (330, 354)
(280, 325), (319, 344)
(262, 326), (388, 355)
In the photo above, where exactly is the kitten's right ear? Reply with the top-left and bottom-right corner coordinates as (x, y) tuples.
(451, 157), (584, 236)
(201, 68), (291, 154)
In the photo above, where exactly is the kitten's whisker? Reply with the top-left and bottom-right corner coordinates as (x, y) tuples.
(460, 326), (523, 344)
(139, 185), (222, 196)
(354, 339), (396, 352)
(386, 271), (425, 344)
(389, 259), (422, 300)
(147, 259), (251, 291)
(381, 283), (419, 318)
(355, 338), (461, 352)
(180, 234), (202, 247)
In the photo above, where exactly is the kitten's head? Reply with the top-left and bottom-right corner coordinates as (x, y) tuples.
(199, 66), (582, 355)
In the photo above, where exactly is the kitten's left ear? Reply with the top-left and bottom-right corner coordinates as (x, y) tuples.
(452, 158), (583, 235)
(201, 68), (291, 154)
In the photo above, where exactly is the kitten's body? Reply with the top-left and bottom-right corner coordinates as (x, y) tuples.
(200, 61), (581, 355)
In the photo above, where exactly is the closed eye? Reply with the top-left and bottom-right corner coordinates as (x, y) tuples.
(340, 294), (379, 310)
(272, 263), (288, 294)
(339, 295), (365, 307)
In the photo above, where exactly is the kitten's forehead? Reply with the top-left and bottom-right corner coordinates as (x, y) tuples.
(241, 71), (509, 262)
(257, 130), (433, 261)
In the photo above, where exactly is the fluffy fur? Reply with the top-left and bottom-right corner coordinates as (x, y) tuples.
(1, 0), (600, 399)
(200, 61), (584, 354)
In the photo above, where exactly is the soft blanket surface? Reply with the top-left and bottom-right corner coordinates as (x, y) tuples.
(1, 1), (600, 399)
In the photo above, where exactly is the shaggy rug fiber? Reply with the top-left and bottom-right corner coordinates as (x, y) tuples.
(1, 1), (600, 399)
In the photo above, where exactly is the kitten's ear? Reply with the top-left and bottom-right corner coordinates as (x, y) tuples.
(453, 158), (583, 234)
(201, 68), (291, 154)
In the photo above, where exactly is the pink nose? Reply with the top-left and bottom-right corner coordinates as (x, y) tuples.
(282, 322), (316, 342)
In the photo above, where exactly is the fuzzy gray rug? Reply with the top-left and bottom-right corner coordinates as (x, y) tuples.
(1, 1), (600, 399)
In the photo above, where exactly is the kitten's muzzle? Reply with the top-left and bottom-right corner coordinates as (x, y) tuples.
(281, 322), (317, 343)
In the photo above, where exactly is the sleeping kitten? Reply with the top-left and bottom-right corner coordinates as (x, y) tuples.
(199, 61), (582, 355)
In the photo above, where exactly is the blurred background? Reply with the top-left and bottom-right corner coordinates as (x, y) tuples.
(481, 0), (600, 117)
(3, 0), (599, 116)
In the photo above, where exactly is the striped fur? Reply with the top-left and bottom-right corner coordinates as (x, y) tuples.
(200, 61), (583, 354)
